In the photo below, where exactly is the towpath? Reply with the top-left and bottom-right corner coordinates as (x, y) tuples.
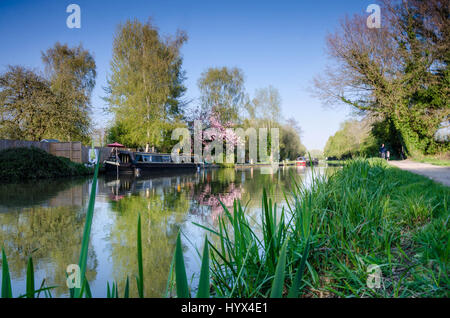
(388, 160), (450, 187)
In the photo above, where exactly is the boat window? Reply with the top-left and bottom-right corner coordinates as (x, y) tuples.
(152, 155), (162, 163)
(119, 153), (130, 163)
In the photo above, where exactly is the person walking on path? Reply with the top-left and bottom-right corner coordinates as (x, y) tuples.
(380, 144), (387, 159)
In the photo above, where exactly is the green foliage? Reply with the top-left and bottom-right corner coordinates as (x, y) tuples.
(1, 158), (447, 298)
(174, 232), (190, 298)
(280, 124), (306, 160)
(0, 66), (56, 141)
(324, 119), (376, 159)
(1, 248), (12, 298)
(196, 236), (210, 298)
(198, 67), (246, 124)
(73, 154), (99, 298)
(247, 86), (281, 126)
(41, 42), (96, 144)
(315, 0), (449, 156)
(0, 43), (96, 143)
(0, 147), (91, 182)
(136, 214), (144, 298)
(105, 19), (188, 151)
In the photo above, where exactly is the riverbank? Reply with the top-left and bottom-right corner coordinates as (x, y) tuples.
(1, 159), (447, 297)
(0, 147), (93, 182)
(198, 158), (449, 297)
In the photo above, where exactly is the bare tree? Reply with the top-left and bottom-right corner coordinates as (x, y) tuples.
(313, 0), (449, 155)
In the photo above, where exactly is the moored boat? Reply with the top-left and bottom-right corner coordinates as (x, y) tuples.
(104, 150), (200, 175)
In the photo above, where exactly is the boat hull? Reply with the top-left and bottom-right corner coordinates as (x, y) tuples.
(104, 161), (199, 175)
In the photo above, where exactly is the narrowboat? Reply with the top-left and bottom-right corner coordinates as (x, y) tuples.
(104, 150), (201, 175)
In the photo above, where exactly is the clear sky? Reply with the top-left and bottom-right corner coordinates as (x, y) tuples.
(0, 0), (375, 150)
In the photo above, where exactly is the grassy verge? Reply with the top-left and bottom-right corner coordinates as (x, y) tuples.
(197, 158), (449, 297)
(0, 147), (92, 182)
(326, 160), (346, 165)
(1, 158), (448, 297)
(411, 157), (450, 167)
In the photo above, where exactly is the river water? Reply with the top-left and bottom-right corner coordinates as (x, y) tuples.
(0, 165), (334, 297)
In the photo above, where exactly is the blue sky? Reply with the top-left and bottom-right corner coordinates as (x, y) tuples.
(0, 0), (375, 150)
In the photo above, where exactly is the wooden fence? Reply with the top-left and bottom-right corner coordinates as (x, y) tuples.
(49, 142), (83, 163)
(0, 139), (115, 164)
(0, 139), (141, 164)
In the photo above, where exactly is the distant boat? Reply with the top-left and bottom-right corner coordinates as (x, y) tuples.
(103, 150), (200, 175)
(295, 157), (306, 167)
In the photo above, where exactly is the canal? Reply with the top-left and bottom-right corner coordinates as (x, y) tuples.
(0, 165), (334, 297)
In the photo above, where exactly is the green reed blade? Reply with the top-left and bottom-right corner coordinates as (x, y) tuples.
(270, 240), (288, 298)
(36, 279), (46, 298)
(124, 276), (129, 298)
(112, 282), (116, 298)
(26, 256), (35, 298)
(288, 238), (310, 298)
(107, 282), (111, 298)
(137, 214), (144, 298)
(196, 236), (210, 298)
(84, 278), (92, 298)
(1, 249), (12, 298)
(175, 232), (190, 298)
(164, 253), (175, 297)
(74, 158), (100, 298)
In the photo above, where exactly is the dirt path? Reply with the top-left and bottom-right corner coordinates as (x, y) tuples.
(388, 160), (450, 187)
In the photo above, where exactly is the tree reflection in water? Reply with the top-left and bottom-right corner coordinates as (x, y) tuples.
(0, 205), (97, 297)
(0, 166), (327, 297)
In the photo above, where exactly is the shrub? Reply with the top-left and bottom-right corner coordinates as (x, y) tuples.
(0, 147), (91, 182)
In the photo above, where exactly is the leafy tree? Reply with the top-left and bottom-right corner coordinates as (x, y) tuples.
(42, 42), (96, 143)
(0, 66), (56, 141)
(308, 149), (324, 160)
(324, 119), (376, 159)
(105, 19), (188, 152)
(280, 124), (306, 160)
(198, 67), (246, 125)
(246, 86), (282, 129)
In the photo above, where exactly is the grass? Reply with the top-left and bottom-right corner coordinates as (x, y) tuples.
(1, 158), (448, 298)
(409, 152), (450, 166)
(0, 147), (92, 182)
(326, 160), (346, 165)
(412, 157), (450, 167)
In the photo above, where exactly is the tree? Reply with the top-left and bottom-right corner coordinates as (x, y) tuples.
(105, 19), (188, 152)
(308, 149), (324, 160)
(247, 86), (282, 129)
(280, 124), (306, 160)
(0, 66), (57, 141)
(198, 67), (246, 125)
(314, 0), (449, 156)
(286, 117), (304, 138)
(324, 119), (376, 159)
(42, 42), (96, 143)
